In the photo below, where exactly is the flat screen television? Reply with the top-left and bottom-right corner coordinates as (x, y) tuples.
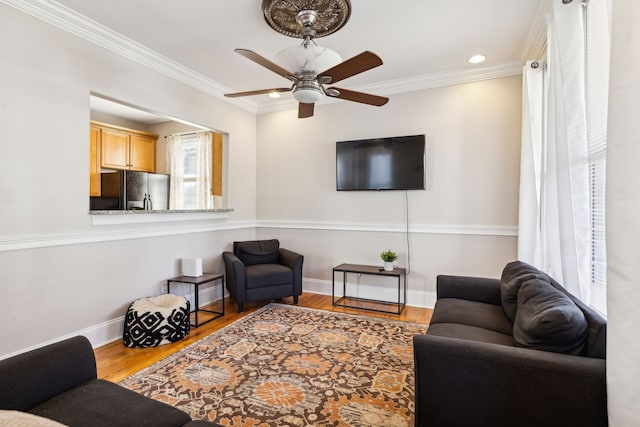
(336, 134), (426, 191)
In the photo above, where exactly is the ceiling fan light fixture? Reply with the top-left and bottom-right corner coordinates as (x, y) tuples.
(276, 45), (342, 75)
(293, 89), (323, 104)
(292, 80), (324, 103)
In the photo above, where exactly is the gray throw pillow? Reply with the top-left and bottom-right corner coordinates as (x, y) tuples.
(234, 239), (280, 265)
(513, 278), (588, 355)
(500, 260), (547, 322)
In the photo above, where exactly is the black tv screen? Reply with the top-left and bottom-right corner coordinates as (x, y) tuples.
(336, 134), (426, 191)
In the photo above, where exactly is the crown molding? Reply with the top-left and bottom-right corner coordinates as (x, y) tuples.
(0, 0), (258, 114)
(3, 0), (525, 117)
(520, 0), (551, 62)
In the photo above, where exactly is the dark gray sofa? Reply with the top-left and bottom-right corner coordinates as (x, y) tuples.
(0, 336), (222, 427)
(414, 261), (607, 427)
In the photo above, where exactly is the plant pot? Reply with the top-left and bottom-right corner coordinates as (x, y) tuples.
(384, 261), (394, 271)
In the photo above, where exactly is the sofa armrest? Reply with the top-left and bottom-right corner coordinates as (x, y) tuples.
(436, 275), (502, 305)
(413, 334), (607, 427)
(279, 248), (304, 294)
(0, 336), (97, 411)
(223, 251), (246, 304)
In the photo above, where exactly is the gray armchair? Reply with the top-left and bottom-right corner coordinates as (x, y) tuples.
(223, 239), (303, 313)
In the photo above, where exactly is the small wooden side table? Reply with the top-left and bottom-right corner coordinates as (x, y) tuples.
(167, 272), (225, 327)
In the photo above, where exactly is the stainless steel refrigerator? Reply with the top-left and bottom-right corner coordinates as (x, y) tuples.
(92, 171), (170, 210)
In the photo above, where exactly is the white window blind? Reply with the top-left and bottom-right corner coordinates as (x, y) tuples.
(585, 0), (610, 315)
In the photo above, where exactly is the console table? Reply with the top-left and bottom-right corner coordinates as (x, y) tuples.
(332, 263), (406, 315)
(167, 273), (224, 327)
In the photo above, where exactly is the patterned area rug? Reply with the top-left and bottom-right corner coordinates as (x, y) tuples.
(120, 303), (427, 426)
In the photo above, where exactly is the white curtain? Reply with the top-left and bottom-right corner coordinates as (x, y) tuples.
(166, 135), (184, 210)
(518, 62), (545, 267)
(518, 0), (591, 302)
(166, 132), (213, 210)
(193, 132), (214, 210)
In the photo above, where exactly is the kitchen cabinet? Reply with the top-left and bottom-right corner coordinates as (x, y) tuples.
(89, 124), (101, 196)
(129, 133), (157, 172)
(212, 132), (223, 196)
(91, 121), (158, 173)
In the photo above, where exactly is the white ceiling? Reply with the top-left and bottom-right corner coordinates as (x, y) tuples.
(58, 0), (548, 117)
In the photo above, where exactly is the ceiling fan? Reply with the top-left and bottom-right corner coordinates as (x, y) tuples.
(224, 0), (388, 119)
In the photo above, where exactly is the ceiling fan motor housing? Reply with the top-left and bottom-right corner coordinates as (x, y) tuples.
(292, 78), (324, 103)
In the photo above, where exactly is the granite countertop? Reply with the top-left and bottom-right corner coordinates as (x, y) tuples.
(90, 209), (233, 215)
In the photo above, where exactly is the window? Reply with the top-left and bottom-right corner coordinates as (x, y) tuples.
(585, 0), (610, 315)
(181, 137), (199, 209)
(519, 0), (610, 315)
(167, 131), (223, 210)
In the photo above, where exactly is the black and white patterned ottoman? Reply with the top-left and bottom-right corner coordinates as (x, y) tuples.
(123, 294), (190, 348)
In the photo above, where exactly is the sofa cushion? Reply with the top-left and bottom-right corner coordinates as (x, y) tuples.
(245, 263), (293, 289)
(29, 379), (192, 427)
(234, 240), (280, 266)
(513, 278), (589, 355)
(430, 298), (513, 336)
(427, 323), (516, 347)
(501, 260), (547, 322)
(0, 410), (67, 427)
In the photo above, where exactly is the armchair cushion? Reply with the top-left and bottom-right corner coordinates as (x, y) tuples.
(514, 278), (588, 355)
(234, 240), (279, 266)
(245, 264), (293, 289)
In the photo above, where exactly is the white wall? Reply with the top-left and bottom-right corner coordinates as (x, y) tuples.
(256, 76), (522, 303)
(606, 0), (640, 424)
(0, 4), (257, 357)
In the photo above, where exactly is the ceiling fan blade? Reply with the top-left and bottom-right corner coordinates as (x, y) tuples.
(224, 87), (292, 98)
(235, 48), (297, 81)
(318, 51), (383, 84)
(327, 87), (389, 106)
(298, 102), (315, 118)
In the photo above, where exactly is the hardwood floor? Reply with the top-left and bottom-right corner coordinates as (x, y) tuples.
(94, 292), (433, 383)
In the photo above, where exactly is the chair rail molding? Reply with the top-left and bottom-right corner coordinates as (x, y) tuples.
(257, 220), (518, 236)
(0, 220), (256, 252)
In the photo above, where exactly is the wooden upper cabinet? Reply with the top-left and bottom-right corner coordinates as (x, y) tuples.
(89, 124), (102, 196)
(101, 127), (130, 170)
(129, 134), (156, 172)
(212, 132), (223, 196)
(91, 121), (157, 173)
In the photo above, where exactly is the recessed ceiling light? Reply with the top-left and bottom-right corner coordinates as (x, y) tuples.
(269, 92), (281, 99)
(468, 54), (486, 64)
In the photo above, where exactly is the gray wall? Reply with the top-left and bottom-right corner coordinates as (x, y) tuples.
(255, 76), (522, 305)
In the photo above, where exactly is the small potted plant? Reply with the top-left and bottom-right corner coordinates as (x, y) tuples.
(380, 249), (398, 271)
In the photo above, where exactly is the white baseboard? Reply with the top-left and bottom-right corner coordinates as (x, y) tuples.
(1, 277), (434, 361)
(303, 277), (436, 309)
